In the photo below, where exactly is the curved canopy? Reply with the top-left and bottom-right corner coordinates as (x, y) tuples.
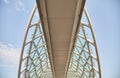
(18, 0), (101, 78)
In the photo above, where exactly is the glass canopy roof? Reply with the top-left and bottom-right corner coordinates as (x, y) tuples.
(66, 9), (101, 78)
(18, 5), (53, 78)
(18, 3), (101, 78)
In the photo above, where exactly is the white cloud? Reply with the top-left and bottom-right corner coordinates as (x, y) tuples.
(2, 0), (9, 4)
(15, 1), (27, 12)
(15, 6), (21, 12)
(0, 42), (20, 67)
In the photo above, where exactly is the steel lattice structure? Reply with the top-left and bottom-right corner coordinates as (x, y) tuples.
(18, 5), (53, 78)
(66, 9), (101, 78)
(18, 2), (101, 78)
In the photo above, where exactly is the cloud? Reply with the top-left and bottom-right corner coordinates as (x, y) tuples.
(15, 1), (27, 12)
(15, 6), (21, 12)
(0, 42), (20, 68)
(2, 0), (9, 4)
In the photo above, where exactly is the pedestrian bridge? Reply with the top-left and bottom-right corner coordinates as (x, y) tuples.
(18, 0), (101, 78)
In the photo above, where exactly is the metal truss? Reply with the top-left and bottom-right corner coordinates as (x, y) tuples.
(18, 4), (53, 78)
(18, 3), (101, 78)
(66, 8), (101, 78)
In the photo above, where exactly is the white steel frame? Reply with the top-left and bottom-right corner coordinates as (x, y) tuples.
(18, 4), (53, 78)
(18, 3), (101, 78)
(66, 8), (101, 78)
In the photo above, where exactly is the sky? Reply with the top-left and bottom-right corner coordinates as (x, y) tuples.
(0, 0), (120, 78)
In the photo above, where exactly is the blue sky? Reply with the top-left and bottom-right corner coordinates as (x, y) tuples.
(0, 0), (120, 78)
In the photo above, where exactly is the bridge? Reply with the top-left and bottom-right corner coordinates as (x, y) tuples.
(18, 0), (101, 78)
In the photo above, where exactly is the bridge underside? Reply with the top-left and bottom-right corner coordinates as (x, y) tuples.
(36, 0), (85, 78)
(18, 0), (101, 78)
